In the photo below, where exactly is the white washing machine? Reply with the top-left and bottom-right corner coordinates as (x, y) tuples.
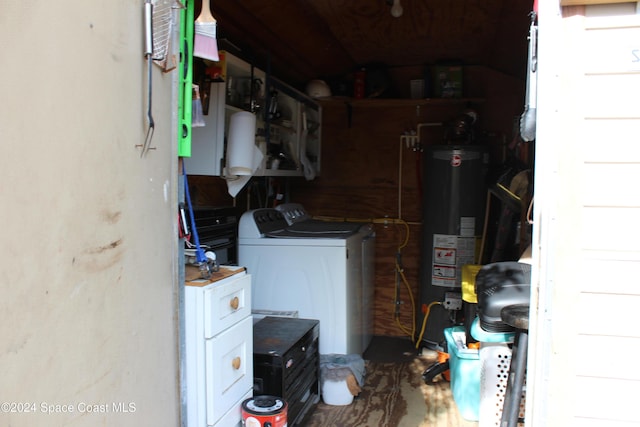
(238, 204), (375, 355)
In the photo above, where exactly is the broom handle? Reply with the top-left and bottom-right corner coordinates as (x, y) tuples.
(183, 167), (207, 264)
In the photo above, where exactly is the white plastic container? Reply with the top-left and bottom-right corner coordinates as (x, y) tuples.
(319, 353), (364, 406)
(322, 379), (354, 406)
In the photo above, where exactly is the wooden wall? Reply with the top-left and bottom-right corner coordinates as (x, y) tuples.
(188, 65), (526, 339)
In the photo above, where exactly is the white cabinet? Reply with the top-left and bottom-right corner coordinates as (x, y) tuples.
(185, 268), (253, 427)
(184, 51), (321, 179)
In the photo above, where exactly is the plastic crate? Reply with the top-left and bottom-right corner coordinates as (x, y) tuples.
(443, 326), (480, 421)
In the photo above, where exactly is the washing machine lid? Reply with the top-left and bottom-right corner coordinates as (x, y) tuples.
(265, 221), (363, 239)
(240, 206), (367, 239)
(289, 219), (363, 233)
(275, 202), (366, 236)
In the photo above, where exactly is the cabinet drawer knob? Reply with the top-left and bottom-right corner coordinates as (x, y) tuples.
(229, 296), (240, 310)
(232, 357), (242, 370)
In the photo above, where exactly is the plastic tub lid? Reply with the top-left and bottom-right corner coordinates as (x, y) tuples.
(470, 317), (515, 343)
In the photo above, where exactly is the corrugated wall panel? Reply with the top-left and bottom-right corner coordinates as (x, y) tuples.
(531, 4), (640, 425)
(572, 376), (640, 422)
(583, 23), (640, 75)
(582, 164), (640, 206)
(582, 207), (640, 250)
(581, 73), (640, 117)
(576, 293), (640, 336)
(573, 420), (640, 427)
(580, 119), (640, 162)
(579, 257), (640, 293)
(575, 335), (640, 380)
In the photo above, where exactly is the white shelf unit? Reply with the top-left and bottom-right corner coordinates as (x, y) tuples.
(184, 51), (320, 179)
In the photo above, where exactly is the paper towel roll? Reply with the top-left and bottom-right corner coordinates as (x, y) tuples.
(226, 111), (257, 176)
(226, 146), (263, 197)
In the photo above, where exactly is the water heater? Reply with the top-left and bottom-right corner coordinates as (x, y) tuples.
(419, 145), (489, 347)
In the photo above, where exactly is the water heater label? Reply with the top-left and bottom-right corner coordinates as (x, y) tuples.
(434, 247), (456, 265)
(432, 233), (477, 287)
(460, 216), (476, 236)
(433, 264), (456, 279)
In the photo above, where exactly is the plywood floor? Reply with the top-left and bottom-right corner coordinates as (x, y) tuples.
(303, 336), (480, 427)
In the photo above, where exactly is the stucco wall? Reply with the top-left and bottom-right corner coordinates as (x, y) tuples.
(0, 2), (180, 425)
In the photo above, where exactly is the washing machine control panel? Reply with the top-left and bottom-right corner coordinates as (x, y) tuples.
(275, 203), (311, 226)
(239, 209), (288, 238)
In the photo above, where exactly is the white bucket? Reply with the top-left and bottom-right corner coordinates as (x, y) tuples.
(322, 379), (354, 406)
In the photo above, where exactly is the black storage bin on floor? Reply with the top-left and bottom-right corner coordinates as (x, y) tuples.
(253, 317), (320, 426)
(475, 262), (531, 333)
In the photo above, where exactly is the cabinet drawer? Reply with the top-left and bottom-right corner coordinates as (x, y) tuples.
(204, 273), (251, 338)
(205, 315), (254, 426)
(213, 389), (252, 427)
